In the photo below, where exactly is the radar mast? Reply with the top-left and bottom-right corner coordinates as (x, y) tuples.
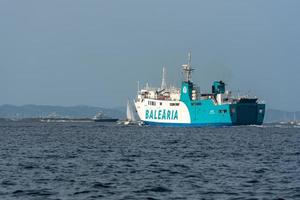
(161, 66), (167, 89)
(182, 52), (194, 82)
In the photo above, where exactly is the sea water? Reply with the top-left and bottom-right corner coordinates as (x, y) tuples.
(0, 122), (299, 200)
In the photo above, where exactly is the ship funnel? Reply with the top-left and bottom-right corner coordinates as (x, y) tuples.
(212, 81), (225, 94)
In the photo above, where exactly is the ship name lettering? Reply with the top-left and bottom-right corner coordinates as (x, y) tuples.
(145, 109), (178, 120)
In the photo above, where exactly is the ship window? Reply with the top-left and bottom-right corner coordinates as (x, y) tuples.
(160, 102), (162, 106)
(170, 103), (179, 106)
(219, 109), (227, 113)
(148, 101), (156, 106)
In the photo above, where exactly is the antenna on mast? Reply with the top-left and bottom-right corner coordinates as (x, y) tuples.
(137, 81), (140, 96)
(161, 66), (167, 89)
(182, 52), (194, 82)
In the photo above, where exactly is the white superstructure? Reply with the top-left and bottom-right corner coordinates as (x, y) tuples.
(134, 66), (191, 124)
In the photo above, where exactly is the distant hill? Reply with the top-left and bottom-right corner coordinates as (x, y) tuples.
(265, 109), (299, 123)
(0, 104), (125, 119)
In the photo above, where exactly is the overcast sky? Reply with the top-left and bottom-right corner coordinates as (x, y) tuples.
(0, 0), (299, 111)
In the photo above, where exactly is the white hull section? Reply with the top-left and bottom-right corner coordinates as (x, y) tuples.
(134, 98), (191, 124)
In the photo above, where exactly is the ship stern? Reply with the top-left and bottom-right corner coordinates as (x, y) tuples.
(230, 100), (265, 125)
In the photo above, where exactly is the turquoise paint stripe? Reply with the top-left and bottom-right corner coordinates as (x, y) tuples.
(144, 121), (233, 127)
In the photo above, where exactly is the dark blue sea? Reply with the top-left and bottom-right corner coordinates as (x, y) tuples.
(0, 122), (299, 200)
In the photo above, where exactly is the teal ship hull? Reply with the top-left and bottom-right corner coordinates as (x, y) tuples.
(144, 103), (265, 127)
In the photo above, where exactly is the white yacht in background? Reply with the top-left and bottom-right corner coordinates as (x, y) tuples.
(92, 112), (118, 122)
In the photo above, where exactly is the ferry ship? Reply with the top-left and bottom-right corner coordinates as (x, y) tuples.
(134, 53), (265, 127)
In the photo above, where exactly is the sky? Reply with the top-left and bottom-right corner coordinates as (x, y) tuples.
(0, 0), (299, 111)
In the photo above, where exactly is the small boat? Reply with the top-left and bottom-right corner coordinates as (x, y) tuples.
(93, 112), (118, 122)
(123, 100), (136, 125)
(288, 112), (298, 125)
(119, 100), (144, 126)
